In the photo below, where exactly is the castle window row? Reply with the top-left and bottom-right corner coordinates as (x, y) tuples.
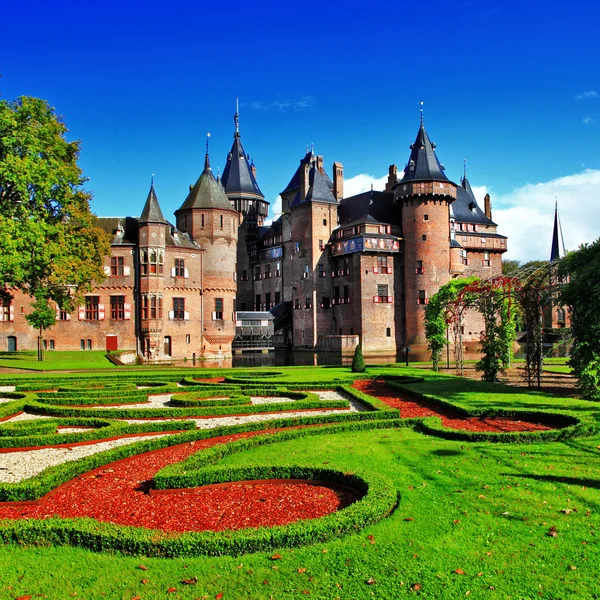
(0, 300), (14, 322)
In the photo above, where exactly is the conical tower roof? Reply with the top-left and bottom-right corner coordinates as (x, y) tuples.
(178, 146), (235, 212)
(399, 122), (451, 184)
(139, 181), (168, 224)
(220, 112), (264, 200)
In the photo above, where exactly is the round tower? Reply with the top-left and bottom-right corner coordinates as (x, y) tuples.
(175, 137), (238, 358)
(395, 119), (457, 350)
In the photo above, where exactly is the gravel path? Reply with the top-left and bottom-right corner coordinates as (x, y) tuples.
(0, 386), (16, 393)
(93, 393), (174, 409)
(2, 413), (52, 423)
(0, 434), (169, 483)
(0, 398), (18, 405)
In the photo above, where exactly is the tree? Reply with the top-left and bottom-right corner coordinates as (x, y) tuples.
(559, 240), (600, 400)
(0, 96), (111, 360)
(351, 344), (366, 373)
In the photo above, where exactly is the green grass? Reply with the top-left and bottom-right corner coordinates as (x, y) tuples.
(0, 350), (117, 371)
(1, 365), (599, 598)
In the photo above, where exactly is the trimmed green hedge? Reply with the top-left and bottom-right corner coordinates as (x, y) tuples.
(24, 397), (344, 420)
(0, 418), (196, 449)
(0, 464), (397, 557)
(0, 410), (400, 502)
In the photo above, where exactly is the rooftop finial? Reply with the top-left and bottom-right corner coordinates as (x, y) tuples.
(463, 158), (467, 180)
(205, 132), (211, 170)
(311, 142), (314, 153)
(420, 100), (424, 125)
(234, 98), (239, 136)
(151, 173), (155, 187)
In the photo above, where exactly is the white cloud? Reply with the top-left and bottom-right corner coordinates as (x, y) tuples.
(342, 173), (390, 197)
(582, 116), (595, 125)
(473, 170), (600, 262)
(245, 96), (316, 112)
(575, 91), (599, 100)
(265, 169), (600, 263)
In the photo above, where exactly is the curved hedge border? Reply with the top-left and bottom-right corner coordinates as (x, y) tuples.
(24, 397), (344, 420)
(385, 379), (598, 442)
(0, 418), (196, 449)
(0, 410), (400, 502)
(0, 464), (397, 557)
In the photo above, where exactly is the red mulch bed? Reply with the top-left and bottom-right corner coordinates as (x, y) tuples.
(0, 430), (356, 532)
(193, 377), (226, 383)
(352, 379), (552, 433)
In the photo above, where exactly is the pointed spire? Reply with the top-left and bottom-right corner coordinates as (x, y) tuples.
(550, 197), (565, 261)
(399, 115), (451, 183)
(234, 98), (240, 137)
(204, 133), (211, 171)
(139, 177), (168, 224)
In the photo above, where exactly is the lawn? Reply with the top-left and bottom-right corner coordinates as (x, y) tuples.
(0, 350), (117, 371)
(0, 364), (599, 599)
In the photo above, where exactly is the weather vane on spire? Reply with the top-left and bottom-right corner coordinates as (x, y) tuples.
(205, 133), (211, 170)
(234, 98), (239, 135)
(420, 100), (424, 125)
(151, 173), (154, 187)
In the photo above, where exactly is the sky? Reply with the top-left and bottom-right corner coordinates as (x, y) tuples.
(2, 0), (599, 262)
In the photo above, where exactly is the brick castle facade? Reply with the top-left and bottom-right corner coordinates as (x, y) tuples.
(1, 114), (507, 359)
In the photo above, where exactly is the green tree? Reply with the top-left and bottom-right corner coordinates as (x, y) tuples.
(351, 344), (366, 373)
(559, 240), (600, 400)
(0, 96), (110, 360)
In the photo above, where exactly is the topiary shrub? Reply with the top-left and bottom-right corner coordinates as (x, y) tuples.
(351, 345), (366, 373)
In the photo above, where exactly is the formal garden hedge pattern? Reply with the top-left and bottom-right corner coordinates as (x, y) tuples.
(0, 367), (596, 557)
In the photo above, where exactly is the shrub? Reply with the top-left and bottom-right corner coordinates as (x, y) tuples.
(351, 345), (366, 373)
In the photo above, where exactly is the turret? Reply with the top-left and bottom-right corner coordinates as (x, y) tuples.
(220, 107), (268, 223)
(138, 179), (168, 358)
(175, 136), (238, 358)
(394, 116), (457, 348)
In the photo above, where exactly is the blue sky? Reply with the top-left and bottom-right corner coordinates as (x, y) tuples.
(2, 0), (599, 261)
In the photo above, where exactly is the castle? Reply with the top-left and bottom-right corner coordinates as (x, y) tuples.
(0, 113), (507, 359)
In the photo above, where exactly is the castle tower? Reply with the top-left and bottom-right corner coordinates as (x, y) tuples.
(138, 180), (168, 358)
(220, 110), (267, 310)
(282, 150), (340, 348)
(175, 139), (238, 357)
(395, 118), (457, 349)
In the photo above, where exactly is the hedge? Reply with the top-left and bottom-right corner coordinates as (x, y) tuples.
(0, 464), (397, 557)
(0, 418), (196, 449)
(0, 410), (400, 502)
(24, 397), (345, 420)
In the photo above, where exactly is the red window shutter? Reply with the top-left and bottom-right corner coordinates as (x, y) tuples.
(124, 303), (131, 320)
(98, 304), (105, 320)
(373, 267), (379, 274)
(373, 296), (380, 303)
(9, 305), (15, 322)
(387, 296), (393, 303)
(78, 305), (86, 320)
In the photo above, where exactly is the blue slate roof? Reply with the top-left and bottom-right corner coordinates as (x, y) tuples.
(399, 123), (452, 184)
(453, 176), (496, 226)
(221, 134), (264, 200)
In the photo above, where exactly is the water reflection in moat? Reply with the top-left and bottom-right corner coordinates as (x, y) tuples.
(169, 341), (569, 370)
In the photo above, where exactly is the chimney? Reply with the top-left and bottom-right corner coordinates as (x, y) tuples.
(385, 164), (398, 192)
(316, 155), (324, 175)
(484, 193), (492, 219)
(332, 162), (344, 200)
(300, 163), (310, 201)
